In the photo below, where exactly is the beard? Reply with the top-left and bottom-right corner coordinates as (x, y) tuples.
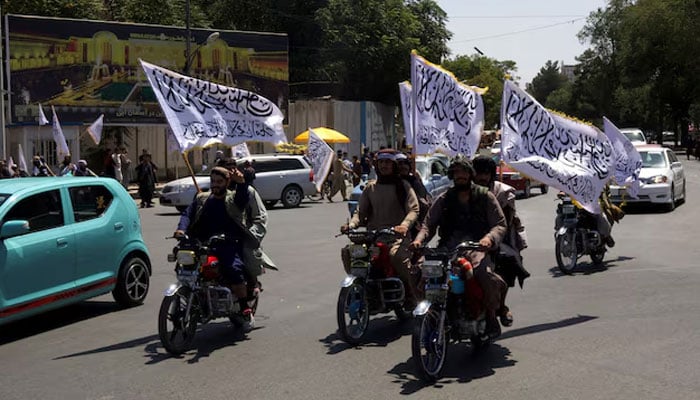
(453, 180), (471, 192)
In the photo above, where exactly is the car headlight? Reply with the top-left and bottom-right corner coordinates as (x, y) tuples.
(646, 175), (668, 184)
(176, 250), (197, 265)
(179, 184), (193, 192)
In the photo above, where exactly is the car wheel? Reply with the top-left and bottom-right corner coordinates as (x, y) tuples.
(540, 184), (548, 194)
(112, 255), (150, 307)
(666, 184), (675, 212)
(522, 180), (531, 198)
(281, 185), (303, 208)
(680, 180), (686, 204)
(175, 206), (187, 213)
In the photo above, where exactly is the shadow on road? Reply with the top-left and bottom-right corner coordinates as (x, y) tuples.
(387, 315), (597, 394)
(0, 301), (123, 346)
(155, 211), (182, 217)
(619, 202), (684, 214)
(548, 255), (635, 277)
(319, 315), (412, 355)
(52, 320), (258, 365)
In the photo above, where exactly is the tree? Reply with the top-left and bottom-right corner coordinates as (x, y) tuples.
(315, 0), (451, 103)
(527, 60), (568, 105)
(2, 0), (105, 19)
(442, 55), (518, 129)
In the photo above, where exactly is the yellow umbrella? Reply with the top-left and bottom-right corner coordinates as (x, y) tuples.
(294, 127), (351, 144)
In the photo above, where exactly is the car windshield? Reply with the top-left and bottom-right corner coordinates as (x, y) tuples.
(623, 131), (645, 142)
(415, 161), (429, 180)
(0, 194), (8, 207)
(640, 151), (667, 168)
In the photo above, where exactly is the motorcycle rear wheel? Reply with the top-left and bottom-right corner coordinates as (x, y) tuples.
(158, 288), (199, 355)
(555, 231), (578, 275)
(337, 282), (369, 345)
(412, 307), (447, 383)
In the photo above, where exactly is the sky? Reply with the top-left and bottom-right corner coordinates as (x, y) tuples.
(435, 0), (609, 86)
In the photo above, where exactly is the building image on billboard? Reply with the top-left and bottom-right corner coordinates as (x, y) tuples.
(5, 14), (289, 125)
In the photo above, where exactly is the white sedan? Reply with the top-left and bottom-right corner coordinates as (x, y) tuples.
(159, 174), (210, 212)
(609, 145), (686, 211)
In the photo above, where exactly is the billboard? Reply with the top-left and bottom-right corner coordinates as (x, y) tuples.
(5, 14), (289, 124)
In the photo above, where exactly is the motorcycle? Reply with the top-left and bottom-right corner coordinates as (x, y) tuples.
(158, 234), (261, 355)
(554, 193), (607, 274)
(336, 228), (415, 345)
(411, 241), (491, 382)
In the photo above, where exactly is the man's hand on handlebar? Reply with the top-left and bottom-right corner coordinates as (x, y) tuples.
(479, 236), (493, 250)
(340, 224), (350, 234)
(393, 225), (408, 236)
(173, 230), (186, 239)
(409, 239), (422, 251)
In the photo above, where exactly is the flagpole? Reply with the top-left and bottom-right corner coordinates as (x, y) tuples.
(181, 152), (200, 193)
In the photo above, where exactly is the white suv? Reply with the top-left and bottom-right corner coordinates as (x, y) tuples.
(236, 154), (317, 208)
(160, 154), (317, 211)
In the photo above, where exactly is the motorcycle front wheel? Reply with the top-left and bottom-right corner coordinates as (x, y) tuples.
(158, 287), (199, 355)
(412, 307), (447, 383)
(555, 230), (578, 275)
(336, 282), (369, 345)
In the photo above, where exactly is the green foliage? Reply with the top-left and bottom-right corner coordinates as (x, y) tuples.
(526, 60), (568, 105)
(443, 54), (517, 129)
(2, 0), (105, 19)
(315, 0), (451, 103)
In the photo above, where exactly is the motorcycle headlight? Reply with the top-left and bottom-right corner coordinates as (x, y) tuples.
(422, 261), (444, 278)
(176, 250), (197, 265)
(348, 244), (368, 258)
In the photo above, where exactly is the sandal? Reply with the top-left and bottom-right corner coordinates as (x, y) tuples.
(499, 310), (514, 327)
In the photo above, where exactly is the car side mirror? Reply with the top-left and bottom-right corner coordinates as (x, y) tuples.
(0, 220), (30, 239)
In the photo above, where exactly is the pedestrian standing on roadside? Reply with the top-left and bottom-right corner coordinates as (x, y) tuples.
(136, 153), (157, 208)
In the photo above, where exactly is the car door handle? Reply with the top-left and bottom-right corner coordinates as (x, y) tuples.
(114, 222), (124, 232)
(56, 238), (68, 248)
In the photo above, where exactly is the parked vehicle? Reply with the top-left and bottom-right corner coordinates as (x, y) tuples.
(337, 228), (414, 345)
(159, 234), (262, 355)
(553, 193), (607, 274)
(490, 140), (502, 155)
(411, 241), (491, 382)
(0, 178), (151, 326)
(619, 128), (648, 146)
(347, 155), (451, 216)
(160, 154), (318, 211)
(608, 145), (686, 211)
(492, 154), (548, 198)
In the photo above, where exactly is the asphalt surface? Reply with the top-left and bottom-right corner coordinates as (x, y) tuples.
(2, 160), (700, 400)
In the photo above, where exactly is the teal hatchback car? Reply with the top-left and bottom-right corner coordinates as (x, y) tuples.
(0, 177), (151, 326)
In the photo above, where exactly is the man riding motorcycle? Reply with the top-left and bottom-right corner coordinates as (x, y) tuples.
(472, 155), (530, 327)
(341, 149), (421, 309)
(395, 152), (432, 239)
(411, 156), (508, 339)
(174, 166), (273, 331)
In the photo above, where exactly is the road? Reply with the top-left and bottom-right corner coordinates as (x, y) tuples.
(2, 160), (700, 400)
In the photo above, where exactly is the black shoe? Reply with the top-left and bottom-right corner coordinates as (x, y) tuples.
(140, 203), (146, 208)
(499, 310), (514, 327)
(605, 236), (615, 248)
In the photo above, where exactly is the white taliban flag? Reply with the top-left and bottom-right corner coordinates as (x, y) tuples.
(603, 117), (642, 198)
(87, 114), (104, 145)
(140, 60), (287, 153)
(500, 80), (613, 214)
(306, 128), (334, 193)
(399, 81), (413, 146)
(51, 105), (71, 159)
(410, 51), (484, 157)
(17, 144), (28, 173)
(231, 142), (251, 159)
(7, 156), (16, 172)
(38, 104), (49, 125)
